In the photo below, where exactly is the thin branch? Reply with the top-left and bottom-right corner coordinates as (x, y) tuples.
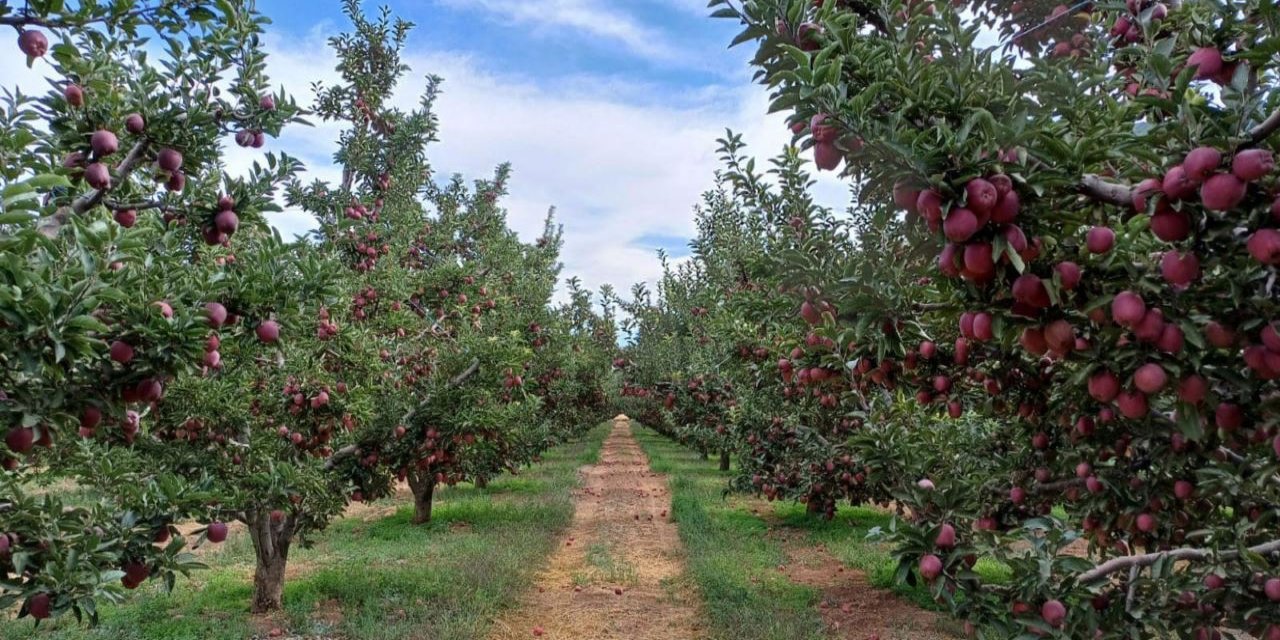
(1078, 539), (1280, 584)
(102, 198), (168, 212)
(1246, 106), (1280, 145)
(72, 140), (150, 215)
(1079, 174), (1133, 208)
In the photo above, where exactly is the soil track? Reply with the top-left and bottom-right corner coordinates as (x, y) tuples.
(487, 416), (707, 640)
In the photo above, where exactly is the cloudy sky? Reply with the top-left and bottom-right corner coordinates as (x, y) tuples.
(11, 0), (852, 301)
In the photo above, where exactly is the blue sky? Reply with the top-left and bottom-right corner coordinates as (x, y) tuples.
(6, 0), (850, 300)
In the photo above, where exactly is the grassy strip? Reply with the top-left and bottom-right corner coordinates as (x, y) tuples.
(4, 423), (610, 640)
(633, 425), (1008, 636)
(632, 427), (828, 640)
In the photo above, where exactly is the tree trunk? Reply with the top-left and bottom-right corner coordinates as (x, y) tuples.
(246, 510), (295, 614)
(719, 450), (730, 471)
(409, 469), (437, 524)
(474, 476), (489, 489)
(699, 450), (709, 461)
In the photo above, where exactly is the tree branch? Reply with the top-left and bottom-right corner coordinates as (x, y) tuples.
(1078, 174), (1133, 207)
(1078, 539), (1280, 584)
(1247, 106), (1280, 145)
(72, 140), (150, 215)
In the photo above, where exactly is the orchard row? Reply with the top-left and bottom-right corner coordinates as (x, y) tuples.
(621, 1), (1279, 639)
(1, 1), (615, 621)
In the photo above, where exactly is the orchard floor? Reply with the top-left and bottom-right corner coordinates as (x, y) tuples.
(631, 425), (971, 640)
(486, 416), (708, 640)
(1, 423), (610, 640)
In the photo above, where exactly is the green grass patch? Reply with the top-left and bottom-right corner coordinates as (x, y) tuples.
(3, 423), (612, 640)
(632, 427), (828, 640)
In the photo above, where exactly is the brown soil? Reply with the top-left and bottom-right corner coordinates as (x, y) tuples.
(780, 542), (958, 640)
(486, 416), (708, 640)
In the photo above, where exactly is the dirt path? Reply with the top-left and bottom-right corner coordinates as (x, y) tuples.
(487, 416), (708, 640)
(779, 542), (956, 640)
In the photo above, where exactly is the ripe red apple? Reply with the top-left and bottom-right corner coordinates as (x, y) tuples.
(1136, 512), (1157, 532)
(85, 162), (111, 189)
(919, 554), (943, 581)
(204, 350), (221, 368)
(1116, 389), (1149, 419)
(214, 209), (239, 235)
(110, 340), (135, 364)
(1133, 363), (1168, 394)
(1205, 321), (1236, 348)
(916, 190), (944, 222)
(1203, 573), (1225, 590)
(260, 95), (276, 111)
(157, 148), (183, 173)
(1214, 403), (1243, 431)
(1010, 486), (1026, 504)
(91, 130), (119, 156)
(1265, 577), (1280, 602)
(965, 178), (998, 214)
(1111, 291), (1146, 327)
(5, 426), (34, 454)
(919, 341), (936, 359)
(1233, 149), (1274, 181)
(207, 521), (229, 543)
(1021, 327), (1048, 356)
(205, 302), (228, 327)
(992, 190), (1020, 223)
(1150, 209), (1192, 242)
(1088, 370), (1121, 402)
(1188, 47), (1224, 80)
(938, 243), (961, 277)
(892, 181), (920, 213)
(125, 113), (146, 134)
(943, 208), (979, 242)
(64, 83), (84, 107)
(1174, 480), (1195, 500)
(1157, 324), (1184, 354)
(1162, 165), (1197, 201)
(1041, 600), (1066, 628)
(114, 208), (137, 228)
(972, 313), (994, 341)
(1086, 226), (1115, 254)
(1247, 229), (1280, 264)
(256, 320), (281, 343)
(962, 243), (995, 281)
(1201, 173), (1246, 211)
(1177, 375), (1207, 404)
(1055, 262), (1081, 290)
(17, 30), (49, 57)
(166, 170), (185, 192)
(1011, 274), (1050, 309)
(1184, 146), (1222, 180)
(1160, 250), (1200, 286)
(813, 141), (841, 171)
(936, 523), (956, 549)
(27, 593), (51, 620)
(1131, 178), (1162, 212)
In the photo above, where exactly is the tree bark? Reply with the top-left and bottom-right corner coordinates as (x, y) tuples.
(719, 450), (730, 471)
(699, 450), (709, 461)
(246, 510), (295, 614)
(409, 469), (437, 524)
(474, 476), (489, 489)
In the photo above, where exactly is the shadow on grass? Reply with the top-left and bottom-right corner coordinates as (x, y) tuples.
(2, 423), (612, 640)
(632, 427), (828, 640)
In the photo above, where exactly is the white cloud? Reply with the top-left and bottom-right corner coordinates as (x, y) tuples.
(2, 24), (852, 305)
(435, 0), (687, 62)
(242, 26), (851, 302)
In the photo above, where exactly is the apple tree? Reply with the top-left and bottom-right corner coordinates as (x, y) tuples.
(710, 0), (1280, 637)
(1, 0), (307, 622)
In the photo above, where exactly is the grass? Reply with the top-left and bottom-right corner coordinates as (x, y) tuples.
(3, 423), (610, 640)
(632, 427), (828, 640)
(633, 425), (1002, 639)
